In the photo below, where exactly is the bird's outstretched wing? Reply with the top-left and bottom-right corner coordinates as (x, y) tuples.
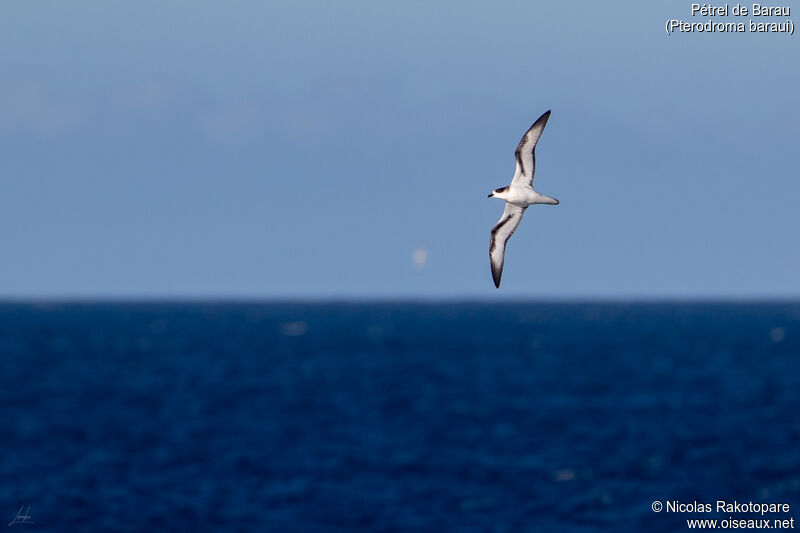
(490, 203), (526, 288)
(511, 110), (551, 187)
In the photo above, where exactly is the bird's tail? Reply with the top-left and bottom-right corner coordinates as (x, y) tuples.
(534, 193), (559, 205)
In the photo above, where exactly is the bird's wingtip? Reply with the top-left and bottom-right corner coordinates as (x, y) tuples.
(534, 109), (551, 126)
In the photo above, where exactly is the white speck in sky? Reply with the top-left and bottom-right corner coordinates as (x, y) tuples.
(412, 247), (428, 270)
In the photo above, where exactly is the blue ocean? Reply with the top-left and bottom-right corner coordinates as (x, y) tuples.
(2, 302), (799, 531)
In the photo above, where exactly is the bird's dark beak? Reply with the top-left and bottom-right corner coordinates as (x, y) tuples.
(488, 193), (493, 198)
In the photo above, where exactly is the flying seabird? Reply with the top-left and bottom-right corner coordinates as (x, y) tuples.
(488, 110), (559, 288)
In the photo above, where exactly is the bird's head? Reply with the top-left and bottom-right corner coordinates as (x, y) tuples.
(488, 187), (508, 199)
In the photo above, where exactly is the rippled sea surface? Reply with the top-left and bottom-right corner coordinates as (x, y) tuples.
(2, 302), (799, 531)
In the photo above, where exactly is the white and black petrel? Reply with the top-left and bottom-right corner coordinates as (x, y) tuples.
(488, 110), (559, 288)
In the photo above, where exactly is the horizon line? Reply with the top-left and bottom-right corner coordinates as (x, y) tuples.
(1, 295), (799, 305)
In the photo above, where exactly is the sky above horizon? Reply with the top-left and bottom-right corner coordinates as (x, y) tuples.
(1, 1), (798, 298)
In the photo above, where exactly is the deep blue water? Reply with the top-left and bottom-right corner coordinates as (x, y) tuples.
(1, 302), (799, 531)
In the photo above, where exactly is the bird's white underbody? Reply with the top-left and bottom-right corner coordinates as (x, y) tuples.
(490, 187), (558, 207)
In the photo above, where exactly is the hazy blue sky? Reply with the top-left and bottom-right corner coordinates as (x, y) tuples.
(1, 1), (798, 298)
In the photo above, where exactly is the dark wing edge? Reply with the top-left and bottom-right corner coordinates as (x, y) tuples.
(489, 205), (525, 288)
(513, 109), (551, 185)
